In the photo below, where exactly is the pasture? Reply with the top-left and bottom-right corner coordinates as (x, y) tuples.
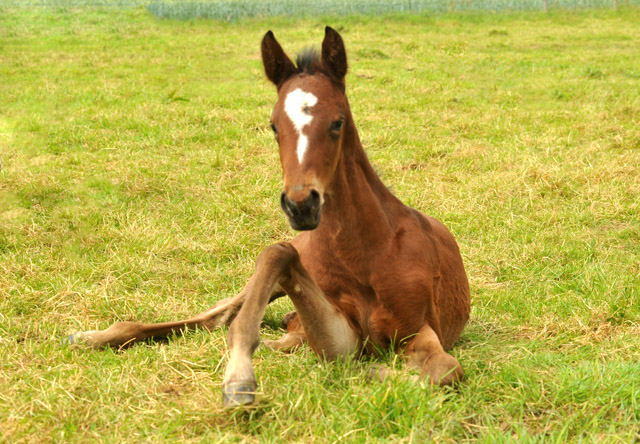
(1, 6), (639, 442)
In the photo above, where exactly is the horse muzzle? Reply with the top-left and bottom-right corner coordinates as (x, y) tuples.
(280, 189), (322, 231)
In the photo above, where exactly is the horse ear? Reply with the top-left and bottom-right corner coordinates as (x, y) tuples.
(261, 30), (297, 89)
(321, 26), (348, 83)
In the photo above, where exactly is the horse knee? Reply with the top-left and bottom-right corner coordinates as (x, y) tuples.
(255, 242), (299, 273)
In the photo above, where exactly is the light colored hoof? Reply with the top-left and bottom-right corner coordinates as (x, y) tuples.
(367, 364), (393, 382)
(222, 380), (257, 408)
(63, 331), (100, 348)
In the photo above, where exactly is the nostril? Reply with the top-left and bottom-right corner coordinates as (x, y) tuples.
(280, 192), (288, 211)
(310, 189), (320, 204)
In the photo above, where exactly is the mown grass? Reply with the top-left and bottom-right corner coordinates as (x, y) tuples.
(1, 6), (639, 443)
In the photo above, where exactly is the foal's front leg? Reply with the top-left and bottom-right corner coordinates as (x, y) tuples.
(223, 242), (359, 407)
(368, 325), (463, 387)
(406, 325), (464, 386)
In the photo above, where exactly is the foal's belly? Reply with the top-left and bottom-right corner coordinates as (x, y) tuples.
(328, 289), (425, 353)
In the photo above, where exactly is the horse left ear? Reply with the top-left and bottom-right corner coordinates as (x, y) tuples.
(321, 26), (348, 83)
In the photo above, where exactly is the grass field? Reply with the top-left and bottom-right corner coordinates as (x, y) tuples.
(1, 6), (639, 443)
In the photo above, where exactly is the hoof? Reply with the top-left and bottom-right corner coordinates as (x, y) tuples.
(63, 331), (99, 348)
(281, 311), (298, 329)
(367, 364), (393, 382)
(63, 334), (77, 345)
(222, 380), (257, 408)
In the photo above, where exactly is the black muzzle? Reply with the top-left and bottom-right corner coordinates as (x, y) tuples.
(280, 190), (322, 231)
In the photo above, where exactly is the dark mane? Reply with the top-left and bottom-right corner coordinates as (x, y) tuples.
(295, 47), (320, 74)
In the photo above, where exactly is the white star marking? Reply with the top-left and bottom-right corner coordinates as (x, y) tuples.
(284, 88), (318, 164)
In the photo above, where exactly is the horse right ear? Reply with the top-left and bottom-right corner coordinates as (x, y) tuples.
(261, 31), (297, 89)
(321, 26), (348, 84)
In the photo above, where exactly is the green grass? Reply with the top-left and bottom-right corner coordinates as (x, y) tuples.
(1, 6), (640, 443)
(144, 0), (639, 21)
(6, 0), (640, 21)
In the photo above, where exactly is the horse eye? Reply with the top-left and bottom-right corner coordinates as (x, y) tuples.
(270, 123), (278, 134)
(330, 120), (343, 132)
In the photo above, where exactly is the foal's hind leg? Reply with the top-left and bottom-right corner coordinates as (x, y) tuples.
(263, 312), (307, 353)
(223, 242), (359, 407)
(405, 325), (463, 386)
(67, 285), (284, 349)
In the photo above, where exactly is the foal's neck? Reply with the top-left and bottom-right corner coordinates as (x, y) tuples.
(312, 112), (403, 253)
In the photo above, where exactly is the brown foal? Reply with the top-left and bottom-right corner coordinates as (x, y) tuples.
(68, 27), (470, 407)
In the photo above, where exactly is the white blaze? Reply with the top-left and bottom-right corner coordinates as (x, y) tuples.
(284, 88), (318, 164)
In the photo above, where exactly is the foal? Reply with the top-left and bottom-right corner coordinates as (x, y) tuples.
(68, 27), (470, 407)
